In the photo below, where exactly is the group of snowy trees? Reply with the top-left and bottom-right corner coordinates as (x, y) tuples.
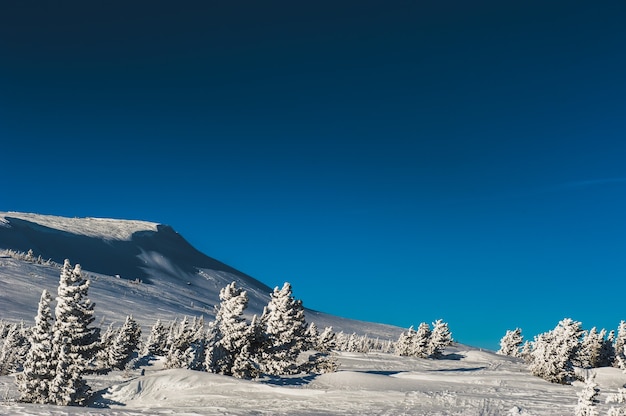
(141, 281), (337, 378)
(395, 319), (453, 359)
(1, 248), (55, 266)
(498, 318), (626, 385)
(15, 259), (100, 405)
(9, 261), (341, 407)
(334, 331), (395, 354)
(8, 255), (460, 408)
(5, 259), (142, 406)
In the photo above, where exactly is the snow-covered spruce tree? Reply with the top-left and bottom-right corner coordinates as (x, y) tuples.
(574, 374), (599, 416)
(48, 344), (87, 406)
(520, 340), (534, 364)
(143, 319), (168, 356)
(346, 333), (359, 352)
(299, 323), (338, 374)
(497, 328), (523, 357)
(599, 330), (616, 368)
(395, 326), (416, 357)
(163, 318), (178, 354)
(260, 282), (308, 375)
(305, 322), (320, 350)
(0, 322), (29, 375)
(428, 319), (452, 358)
(93, 323), (118, 373)
(205, 282), (252, 377)
(413, 322), (432, 358)
(49, 260), (99, 405)
(52, 260), (99, 362)
(529, 318), (583, 384)
(165, 316), (205, 369)
(231, 313), (264, 379)
(16, 290), (55, 403)
(108, 315), (141, 370)
(614, 321), (626, 369)
(578, 327), (604, 369)
(317, 326), (337, 353)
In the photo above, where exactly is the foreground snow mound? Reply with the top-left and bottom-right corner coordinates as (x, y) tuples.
(95, 351), (626, 415)
(103, 368), (326, 413)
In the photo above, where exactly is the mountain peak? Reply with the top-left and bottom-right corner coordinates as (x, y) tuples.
(0, 211), (160, 241)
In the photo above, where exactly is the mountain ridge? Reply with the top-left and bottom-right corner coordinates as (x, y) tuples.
(0, 211), (402, 340)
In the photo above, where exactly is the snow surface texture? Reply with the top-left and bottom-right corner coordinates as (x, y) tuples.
(1, 212), (625, 415)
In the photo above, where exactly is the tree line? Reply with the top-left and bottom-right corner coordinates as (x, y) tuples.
(1, 257), (456, 407)
(498, 318), (626, 384)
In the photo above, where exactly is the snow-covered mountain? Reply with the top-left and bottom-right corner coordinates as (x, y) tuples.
(0, 211), (401, 339)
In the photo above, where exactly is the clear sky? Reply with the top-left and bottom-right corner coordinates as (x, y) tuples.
(1, 1), (625, 350)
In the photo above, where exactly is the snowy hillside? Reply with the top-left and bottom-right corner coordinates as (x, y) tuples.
(1, 212), (626, 415)
(0, 211), (401, 337)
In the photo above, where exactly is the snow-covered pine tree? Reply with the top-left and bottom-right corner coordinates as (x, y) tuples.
(0, 322), (29, 375)
(578, 327), (603, 369)
(574, 374), (600, 416)
(614, 321), (626, 369)
(246, 314), (265, 359)
(520, 340), (533, 364)
(413, 322), (432, 358)
(305, 322), (320, 351)
(228, 313), (265, 379)
(16, 290), (55, 403)
(428, 319), (452, 358)
(93, 323), (118, 373)
(52, 260), (99, 366)
(49, 260), (98, 404)
(205, 282), (251, 377)
(48, 344), (88, 406)
(497, 328), (523, 357)
(163, 318), (178, 354)
(317, 326), (337, 353)
(260, 282), (308, 375)
(529, 318), (583, 384)
(231, 342), (260, 379)
(165, 316), (196, 369)
(395, 326), (417, 357)
(599, 330), (616, 368)
(346, 333), (359, 353)
(108, 315), (141, 370)
(143, 319), (168, 356)
(301, 323), (338, 374)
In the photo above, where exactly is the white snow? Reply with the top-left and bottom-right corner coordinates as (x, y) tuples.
(0, 212), (159, 240)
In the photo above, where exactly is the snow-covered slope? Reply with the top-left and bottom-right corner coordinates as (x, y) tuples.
(0, 211), (401, 339)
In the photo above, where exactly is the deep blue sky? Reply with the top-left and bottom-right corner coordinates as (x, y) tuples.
(1, 1), (625, 350)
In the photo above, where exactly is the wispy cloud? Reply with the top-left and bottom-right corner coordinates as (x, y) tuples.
(557, 177), (626, 190)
